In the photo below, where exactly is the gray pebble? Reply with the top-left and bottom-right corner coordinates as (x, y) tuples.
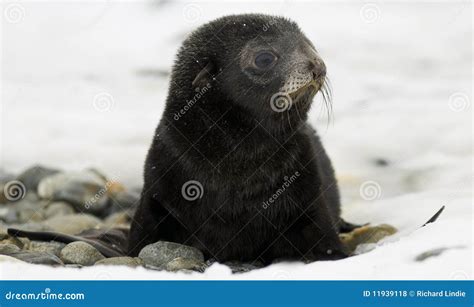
(138, 241), (204, 267)
(28, 241), (66, 257)
(0, 243), (21, 254)
(17, 165), (59, 191)
(165, 257), (207, 272)
(37, 171), (110, 216)
(60, 241), (105, 266)
(41, 213), (102, 235)
(43, 201), (75, 219)
(4, 250), (63, 265)
(95, 257), (144, 267)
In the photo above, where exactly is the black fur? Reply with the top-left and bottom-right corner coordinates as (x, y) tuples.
(128, 14), (350, 264)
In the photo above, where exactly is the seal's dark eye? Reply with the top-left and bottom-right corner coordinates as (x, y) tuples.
(254, 52), (277, 69)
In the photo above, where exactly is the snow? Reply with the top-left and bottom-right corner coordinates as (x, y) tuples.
(0, 0), (472, 280)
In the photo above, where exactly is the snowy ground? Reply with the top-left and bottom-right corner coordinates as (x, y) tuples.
(0, 0), (472, 279)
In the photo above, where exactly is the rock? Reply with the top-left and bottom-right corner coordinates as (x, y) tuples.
(95, 257), (143, 267)
(165, 257), (207, 272)
(43, 201), (75, 219)
(17, 165), (59, 191)
(1, 199), (46, 224)
(224, 261), (264, 273)
(0, 236), (30, 249)
(0, 243), (21, 254)
(138, 241), (204, 267)
(60, 242), (105, 266)
(41, 214), (102, 235)
(7, 222), (53, 233)
(28, 241), (66, 257)
(339, 224), (397, 254)
(0, 207), (17, 223)
(16, 201), (47, 223)
(37, 171), (110, 216)
(3, 250), (63, 265)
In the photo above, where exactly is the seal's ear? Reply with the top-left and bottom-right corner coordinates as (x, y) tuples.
(192, 61), (215, 89)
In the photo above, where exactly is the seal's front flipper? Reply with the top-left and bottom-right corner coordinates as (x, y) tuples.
(338, 219), (368, 234)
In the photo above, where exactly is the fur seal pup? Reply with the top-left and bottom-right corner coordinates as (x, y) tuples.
(128, 14), (358, 263)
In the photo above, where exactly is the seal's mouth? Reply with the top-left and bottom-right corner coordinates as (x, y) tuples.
(288, 79), (320, 104)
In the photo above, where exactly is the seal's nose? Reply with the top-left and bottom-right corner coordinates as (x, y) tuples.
(309, 58), (326, 80)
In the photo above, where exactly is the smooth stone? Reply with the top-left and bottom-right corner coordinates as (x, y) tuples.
(95, 257), (144, 267)
(5, 250), (63, 265)
(138, 241), (204, 267)
(43, 201), (75, 219)
(17, 206), (45, 223)
(28, 241), (66, 257)
(0, 198), (43, 223)
(0, 243), (21, 254)
(0, 207), (18, 223)
(339, 224), (397, 253)
(41, 214), (102, 235)
(60, 242), (105, 266)
(37, 171), (110, 216)
(0, 236), (30, 249)
(17, 165), (59, 191)
(7, 222), (53, 233)
(165, 257), (207, 272)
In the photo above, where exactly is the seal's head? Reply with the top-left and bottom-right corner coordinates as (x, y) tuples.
(168, 14), (330, 131)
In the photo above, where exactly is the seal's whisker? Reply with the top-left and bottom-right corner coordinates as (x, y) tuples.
(321, 77), (333, 125)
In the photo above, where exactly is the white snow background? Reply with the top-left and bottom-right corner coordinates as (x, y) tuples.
(0, 0), (472, 279)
